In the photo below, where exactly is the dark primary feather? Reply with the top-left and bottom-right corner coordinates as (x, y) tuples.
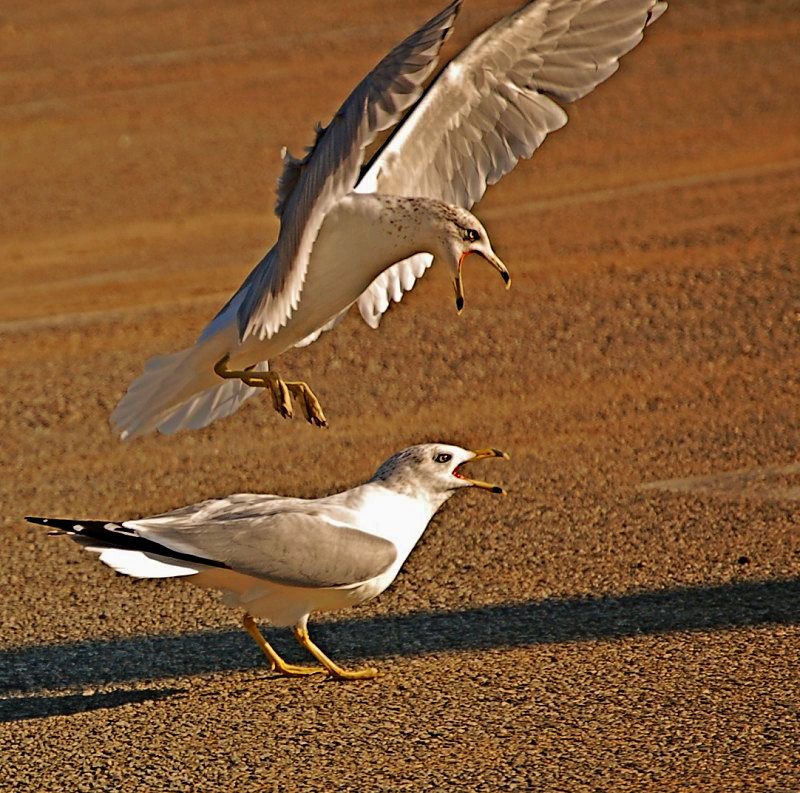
(25, 516), (228, 570)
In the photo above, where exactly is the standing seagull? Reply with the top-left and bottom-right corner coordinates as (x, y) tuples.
(27, 444), (508, 680)
(112, 0), (667, 439)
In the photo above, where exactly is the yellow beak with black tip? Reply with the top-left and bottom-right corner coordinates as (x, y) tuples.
(454, 251), (511, 314)
(454, 448), (511, 494)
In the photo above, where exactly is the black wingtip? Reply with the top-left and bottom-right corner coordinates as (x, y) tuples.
(26, 516), (83, 533)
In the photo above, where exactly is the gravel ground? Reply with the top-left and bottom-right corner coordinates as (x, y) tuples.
(1, 1), (798, 790)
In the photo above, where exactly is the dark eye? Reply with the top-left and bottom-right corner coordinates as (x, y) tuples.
(434, 452), (452, 464)
(465, 228), (480, 243)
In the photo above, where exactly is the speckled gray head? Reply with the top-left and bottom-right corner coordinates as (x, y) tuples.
(370, 443), (509, 502)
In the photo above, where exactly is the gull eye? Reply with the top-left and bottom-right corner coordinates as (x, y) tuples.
(464, 228), (480, 243)
(434, 452), (452, 464)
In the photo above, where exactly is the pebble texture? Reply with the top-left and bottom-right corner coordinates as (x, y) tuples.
(0, 1), (798, 789)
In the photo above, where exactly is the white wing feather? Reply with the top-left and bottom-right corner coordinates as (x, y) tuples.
(234, 0), (462, 342)
(355, 0), (667, 328)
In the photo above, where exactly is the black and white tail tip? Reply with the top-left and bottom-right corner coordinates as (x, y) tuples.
(26, 516), (132, 538)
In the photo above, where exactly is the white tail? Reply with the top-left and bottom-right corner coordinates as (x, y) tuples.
(92, 547), (201, 578)
(111, 345), (267, 440)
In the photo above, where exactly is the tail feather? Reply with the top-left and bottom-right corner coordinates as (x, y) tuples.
(110, 344), (267, 440)
(26, 516), (128, 537)
(26, 516), (222, 579)
(157, 362), (267, 436)
(91, 548), (201, 578)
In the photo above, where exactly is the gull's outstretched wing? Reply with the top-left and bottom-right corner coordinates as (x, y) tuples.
(126, 499), (398, 588)
(355, 0), (667, 327)
(235, 0), (462, 342)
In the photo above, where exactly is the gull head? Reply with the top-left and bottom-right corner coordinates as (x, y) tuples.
(428, 204), (510, 314)
(371, 443), (510, 502)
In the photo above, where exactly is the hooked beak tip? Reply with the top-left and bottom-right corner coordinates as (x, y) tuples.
(457, 447), (510, 494)
(474, 250), (511, 290)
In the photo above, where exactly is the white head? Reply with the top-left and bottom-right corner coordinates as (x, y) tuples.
(427, 203), (511, 313)
(370, 443), (509, 506)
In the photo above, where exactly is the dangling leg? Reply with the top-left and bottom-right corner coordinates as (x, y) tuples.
(242, 614), (325, 677)
(292, 621), (378, 681)
(214, 356), (327, 427)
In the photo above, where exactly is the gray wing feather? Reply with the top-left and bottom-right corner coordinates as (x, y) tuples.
(235, 0), (462, 342)
(129, 504), (397, 588)
(355, 0), (667, 328)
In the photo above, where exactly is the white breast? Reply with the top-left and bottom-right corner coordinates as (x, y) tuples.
(230, 193), (432, 365)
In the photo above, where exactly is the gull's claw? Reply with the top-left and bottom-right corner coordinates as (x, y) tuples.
(215, 357), (327, 427)
(271, 378), (293, 420)
(293, 625), (378, 681)
(286, 382), (328, 428)
(272, 662), (327, 677)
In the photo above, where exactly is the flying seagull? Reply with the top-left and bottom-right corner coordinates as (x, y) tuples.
(111, 0), (667, 439)
(27, 444), (508, 680)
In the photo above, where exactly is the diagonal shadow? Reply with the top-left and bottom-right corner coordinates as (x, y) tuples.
(0, 687), (183, 722)
(2, 578), (798, 696)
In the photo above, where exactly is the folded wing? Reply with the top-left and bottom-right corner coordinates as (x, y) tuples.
(129, 504), (398, 588)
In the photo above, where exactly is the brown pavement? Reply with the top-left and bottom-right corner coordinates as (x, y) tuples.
(0, 1), (798, 789)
